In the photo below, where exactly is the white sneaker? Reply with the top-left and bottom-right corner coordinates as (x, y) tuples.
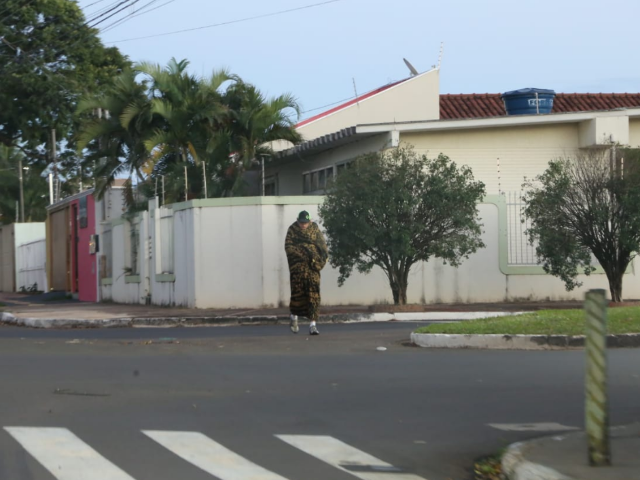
(289, 315), (299, 334)
(309, 324), (319, 335)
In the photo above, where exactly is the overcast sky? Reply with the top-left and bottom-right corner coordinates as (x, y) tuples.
(79, 0), (640, 120)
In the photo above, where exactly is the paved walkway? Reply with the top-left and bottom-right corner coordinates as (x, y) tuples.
(0, 291), (590, 321)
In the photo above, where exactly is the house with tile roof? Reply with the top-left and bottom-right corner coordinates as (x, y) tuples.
(266, 67), (640, 197)
(251, 70), (640, 304)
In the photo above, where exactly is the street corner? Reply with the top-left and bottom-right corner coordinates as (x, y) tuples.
(501, 423), (640, 480)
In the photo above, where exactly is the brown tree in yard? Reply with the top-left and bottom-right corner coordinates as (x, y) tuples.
(522, 147), (640, 303)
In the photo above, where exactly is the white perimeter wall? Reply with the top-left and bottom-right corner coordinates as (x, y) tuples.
(100, 206), (197, 307)
(100, 198), (640, 308)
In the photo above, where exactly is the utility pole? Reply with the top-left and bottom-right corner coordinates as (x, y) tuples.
(261, 156), (265, 196)
(184, 165), (188, 201)
(51, 129), (57, 203)
(202, 161), (208, 199)
(96, 108), (103, 188)
(260, 154), (271, 196)
(18, 158), (24, 222)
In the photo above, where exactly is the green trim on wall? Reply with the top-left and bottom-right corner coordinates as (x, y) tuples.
(101, 278), (113, 286)
(125, 275), (141, 284)
(482, 195), (611, 275)
(171, 196), (325, 212)
(108, 212), (144, 227)
(156, 274), (175, 283)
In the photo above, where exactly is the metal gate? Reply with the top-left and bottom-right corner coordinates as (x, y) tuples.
(16, 238), (47, 292)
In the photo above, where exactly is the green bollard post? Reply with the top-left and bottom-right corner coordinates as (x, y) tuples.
(584, 289), (611, 466)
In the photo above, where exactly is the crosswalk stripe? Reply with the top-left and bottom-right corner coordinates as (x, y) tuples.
(143, 430), (290, 480)
(276, 435), (428, 480)
(4, 427), (136, 480)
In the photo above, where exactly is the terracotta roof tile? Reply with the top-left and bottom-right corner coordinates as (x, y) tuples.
(297, 87), (640, 128)
(440, 93), (640, 119)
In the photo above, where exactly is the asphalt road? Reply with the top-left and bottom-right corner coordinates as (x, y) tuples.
(0, 321), (639, 480)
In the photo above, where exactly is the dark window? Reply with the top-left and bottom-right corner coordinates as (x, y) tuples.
(303, 167), (335, 194)
(336, 161), (352, 176)
(303, 173), (311, 194)
(265, 182), (276, 196)
(79, 196), (88, 229)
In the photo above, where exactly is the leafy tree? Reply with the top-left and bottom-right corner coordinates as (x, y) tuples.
(0, 146), (49, 224)
(319, 147), (486, 305)
(522, 148), (640, 303)
(0, 0), (129, 155)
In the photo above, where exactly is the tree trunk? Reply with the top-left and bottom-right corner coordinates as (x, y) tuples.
(388, 267), (409, 305)
(603, 263), (624, 303)
(390, 284), (408, 305)
(608, 270), (623, 303)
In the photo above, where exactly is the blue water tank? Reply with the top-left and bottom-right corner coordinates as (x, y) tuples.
(501, 88), (556, 115)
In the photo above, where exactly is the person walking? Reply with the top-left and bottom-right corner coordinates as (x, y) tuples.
(284, 210), (328, 335)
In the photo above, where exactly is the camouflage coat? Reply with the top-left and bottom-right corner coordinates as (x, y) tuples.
(284, 222), (328, 321)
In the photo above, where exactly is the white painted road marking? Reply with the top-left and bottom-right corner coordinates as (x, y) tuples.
(4, 427), (136, 480)
(143, 430), (290, 480)
(277, 435), (428, 479)
(488, 422), (580, 432)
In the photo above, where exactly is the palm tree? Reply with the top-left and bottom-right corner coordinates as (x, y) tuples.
(218, 82), (302, 195)
(127, 59), (234, 201)
(76, 68), (154, 198)
(76, 58), (303, 202)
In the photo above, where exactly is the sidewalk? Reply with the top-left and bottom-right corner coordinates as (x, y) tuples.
(0, 291), (589, 329)
(0, 291), (588, 317)
(503, 423), (640, 480)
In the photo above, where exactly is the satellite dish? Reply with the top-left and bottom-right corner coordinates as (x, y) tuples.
(403, 58), (419, 77)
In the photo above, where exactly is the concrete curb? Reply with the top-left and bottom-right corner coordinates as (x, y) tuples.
(374, 311), (524, 321)
(410, 332), (640, 349)
(1, 312), (134, 329)
(502, 441), (573, 480)
(0, 313), (384, 329)
(0, 311), (521, 329)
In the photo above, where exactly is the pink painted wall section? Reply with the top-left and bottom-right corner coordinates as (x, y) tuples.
(71, 194), (97, 302)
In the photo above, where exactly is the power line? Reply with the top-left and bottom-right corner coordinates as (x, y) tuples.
(84, 0), (128, 23)
(102, 0), (174, 32)
(87, 0), (135, 28)
(0, 37), (70, 92)
(284, 76), (407, 121)
(89, 0), (141, 29)
(109, 0), (342, 43)
(100, 0), (174, 33)
(84, 0), (112, 9)
(302, 96), (357, 114)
